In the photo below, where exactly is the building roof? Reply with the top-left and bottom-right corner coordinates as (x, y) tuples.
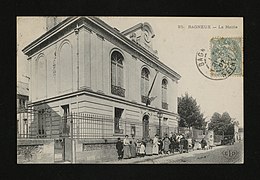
(22, 16), (181, 80)
(17, 81), (29, 96)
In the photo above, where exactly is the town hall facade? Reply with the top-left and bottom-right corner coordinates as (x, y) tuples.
(22, 16), (181, 144)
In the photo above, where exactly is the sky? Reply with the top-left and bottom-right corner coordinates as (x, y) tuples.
(17, 16), (243, 127)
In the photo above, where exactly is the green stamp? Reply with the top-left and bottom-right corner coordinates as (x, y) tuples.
(210, 37), (242, 78)
(196, 37), (243, 80)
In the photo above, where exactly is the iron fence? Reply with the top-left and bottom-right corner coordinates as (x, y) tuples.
(17, 110), (170, 140)
(17, 108), (58, 139)
(61, 112), (169, 139)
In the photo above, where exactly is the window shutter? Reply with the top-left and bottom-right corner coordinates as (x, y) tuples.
(162, 88), (166, 103)
(111, 62), (116, 86)
(117, 65), (123, 87)
(145, 79), (149, 95)
(141, 77), (145, 96)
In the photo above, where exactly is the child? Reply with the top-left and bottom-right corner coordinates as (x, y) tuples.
(139, 142), (146, 157)
(158, 138), (163, 155)
(136, 139), (141, 157)
(116, 138), (123, 160)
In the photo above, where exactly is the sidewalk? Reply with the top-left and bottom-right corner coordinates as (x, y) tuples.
(101, 145), (226, 164)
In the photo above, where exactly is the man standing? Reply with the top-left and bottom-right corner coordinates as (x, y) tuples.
(201, 138), (207, 150)
(179, 135), (185, 154)
(169, 132), (176, 154)
(116, 138), (123, 160)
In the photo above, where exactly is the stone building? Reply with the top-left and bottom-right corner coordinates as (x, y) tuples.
(17, 81), (29, 137)
(22, 17), (181, 162)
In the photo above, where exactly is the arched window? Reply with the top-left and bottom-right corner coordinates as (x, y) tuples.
(162, 79), (168, 110)
(59, 42), (73, 93)
(141, 67), (150, 103)
(37, 56), (46, 99)
(111, 51), (125, 97)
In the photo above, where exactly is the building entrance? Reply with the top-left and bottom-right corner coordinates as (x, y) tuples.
(142, 115), (149, 140)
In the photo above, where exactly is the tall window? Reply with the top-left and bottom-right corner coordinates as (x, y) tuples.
(19, 99), (24, 109)
(61, 105), (70, 135)
(162, 79), (168, 110)
(38, 109), (46, 137)
(23, 119), (28, 136)
(141, 68), (150, 103)
(111, 51), (125, 97)
(130, 124), (136, 136)
(114, 108), (124, 134)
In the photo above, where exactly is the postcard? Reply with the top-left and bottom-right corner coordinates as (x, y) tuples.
(17, 16), (243, 164)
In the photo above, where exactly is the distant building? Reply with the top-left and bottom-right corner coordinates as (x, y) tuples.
(17, 81), (29, 137)
(234, 121), (239, 142)
(238, 127), (244, 141)
(17, 81), (29, 110)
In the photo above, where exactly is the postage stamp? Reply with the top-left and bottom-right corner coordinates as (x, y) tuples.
(196, 37), (242, 80)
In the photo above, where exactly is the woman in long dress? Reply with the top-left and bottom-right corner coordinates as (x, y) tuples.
(146, 138), (153, 156)
(163, 135), (171, 154)
(123, 135), (131, 159)
(153, 134), (159, 155)
(130, 135), (137, 158)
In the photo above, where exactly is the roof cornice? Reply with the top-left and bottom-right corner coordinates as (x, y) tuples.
(22, 16), (80, 55)
(87, 17), (181, 80)
(22, 16), (181, 80)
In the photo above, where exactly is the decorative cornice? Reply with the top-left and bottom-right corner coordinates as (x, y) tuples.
(22, 17), (79, 56)
(87, 17), (181, 80)
(121, 23), (143, 36)
(22, 16), (181, 80)
(28, 89), (179, 118)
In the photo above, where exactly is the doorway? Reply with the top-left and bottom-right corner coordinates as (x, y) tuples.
(142, 115), (149, 140)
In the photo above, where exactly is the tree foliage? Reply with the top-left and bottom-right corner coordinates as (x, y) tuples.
(208, 112), (234, 135)
(178, 93), (205, 129)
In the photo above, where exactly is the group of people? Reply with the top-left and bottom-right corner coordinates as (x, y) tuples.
(116, 132), (195, 160)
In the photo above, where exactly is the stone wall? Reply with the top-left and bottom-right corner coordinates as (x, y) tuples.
(17, 139), (54, 164)
(75, 139), (118, 163)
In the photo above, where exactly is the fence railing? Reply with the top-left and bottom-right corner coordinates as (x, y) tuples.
(17, 108), (58, 139)
(64, 112), (167, 139)
(17, 110), (170, 140)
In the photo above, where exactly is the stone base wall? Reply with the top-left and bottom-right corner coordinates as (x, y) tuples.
(17, 139), (54, 164)
(75, 139), (118, 163)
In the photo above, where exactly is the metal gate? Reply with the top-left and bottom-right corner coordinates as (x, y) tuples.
(56, 114), (73, 162)
(17, 108), (53, 139)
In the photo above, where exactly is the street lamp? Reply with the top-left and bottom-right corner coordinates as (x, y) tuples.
(157, 110), (163, 138)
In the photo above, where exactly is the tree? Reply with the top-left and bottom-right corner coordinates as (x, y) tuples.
(208, 112), (234, 136)
(178, 93), (205, 130)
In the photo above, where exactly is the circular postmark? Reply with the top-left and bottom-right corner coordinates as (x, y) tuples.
(196, 37), (242, 80)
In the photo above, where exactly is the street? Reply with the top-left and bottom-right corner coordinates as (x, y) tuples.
(104, 141), (243, 164)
